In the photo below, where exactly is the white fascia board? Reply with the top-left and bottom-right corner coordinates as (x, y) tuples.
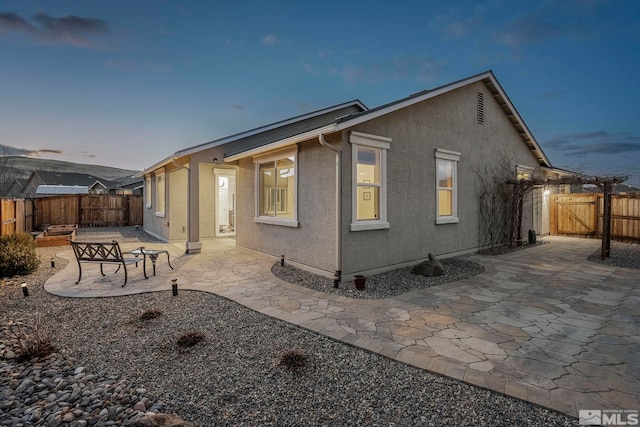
(176, 100), (366, 159)
(135, 100), (367, 177)
(224, 124), (338, 162)
(135, 155), (175, 178)
(335, 71), (552, 168)
(335, 72), (494, 131)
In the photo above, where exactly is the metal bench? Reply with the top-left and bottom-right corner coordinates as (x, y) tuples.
(70, 241), (146, 287)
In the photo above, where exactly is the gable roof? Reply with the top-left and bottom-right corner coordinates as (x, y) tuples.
(224, 71), (551, 167)
(138, 100), (367, 176)
(33, 171), (118, 188)
(335, 70), (550, 166)
(36, 185), (89, 195)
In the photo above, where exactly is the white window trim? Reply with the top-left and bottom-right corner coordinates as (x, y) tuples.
(350, 131), (391, 231)
(253, 146), (299, 227)
(435, 149), (460, 225)
(145, 175), (152, 208)
(155, 169), (166, 218)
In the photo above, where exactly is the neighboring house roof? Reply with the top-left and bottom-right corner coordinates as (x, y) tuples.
(137, 100), (368, 176)
(579, 183), (640, 194)
(33, 171), (118, 188)
(111, 176), (144, 190)
(36, 185), (89, 195)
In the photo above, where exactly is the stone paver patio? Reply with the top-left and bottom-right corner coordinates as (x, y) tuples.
(45, 236), (640, 418)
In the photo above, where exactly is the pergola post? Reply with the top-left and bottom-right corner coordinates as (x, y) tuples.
(600, 181), (612, 260)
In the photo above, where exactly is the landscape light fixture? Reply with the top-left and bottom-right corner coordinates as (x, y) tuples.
(172, 278), (178, 296)
(21, 282), (29, 297)
(334, 270), (341, 288)
(280, 255), (285, 266)
(51, 258), (55, 268)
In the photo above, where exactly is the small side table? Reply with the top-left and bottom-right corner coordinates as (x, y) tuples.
(143, 249), (173, 276)
(125, 248), (173, 276)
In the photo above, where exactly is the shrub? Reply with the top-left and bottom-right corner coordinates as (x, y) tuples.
(278, 348), (308, 370)
(12, 312), (55, 361)
(0, 233), (40, 278)
(177, 331), (205, 348)
(139, 309), (163, 321)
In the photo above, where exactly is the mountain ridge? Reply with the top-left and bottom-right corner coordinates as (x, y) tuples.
(2, 156), (140, 181)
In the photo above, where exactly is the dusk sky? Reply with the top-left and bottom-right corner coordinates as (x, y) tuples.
(1, 0), (639, 185)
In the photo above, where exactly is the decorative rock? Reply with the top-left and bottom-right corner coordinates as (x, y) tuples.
(123, 412), (191, 427)
(133, 401), (147, 412)
(412, 253), (445, 277)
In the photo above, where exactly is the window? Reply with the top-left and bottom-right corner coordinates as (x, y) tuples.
(350, 131), (390, 231)
(145, 176), (151, 208)
(155, 169), (165, 217)
(254, 148), (298, 227)
(435, 149), (460, 224)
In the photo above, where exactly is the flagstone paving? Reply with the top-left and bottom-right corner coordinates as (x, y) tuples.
(45, 236), (640, 418)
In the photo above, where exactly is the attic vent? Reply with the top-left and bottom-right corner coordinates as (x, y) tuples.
(477, 92), (484, 124)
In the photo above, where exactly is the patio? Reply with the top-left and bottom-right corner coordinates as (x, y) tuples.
(45, 235), (640, 418)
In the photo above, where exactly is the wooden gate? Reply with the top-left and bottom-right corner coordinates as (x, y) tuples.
(550, 194), (598, 237)
(550, 193), (640, 242)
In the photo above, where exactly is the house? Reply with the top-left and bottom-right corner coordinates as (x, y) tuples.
(20, 171), (126, 197)
(138, 71), (555, 280)
(571, 183), (640, 195)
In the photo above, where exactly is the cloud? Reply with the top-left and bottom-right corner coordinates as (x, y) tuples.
(333, 55), (447, 84)
(497, 1), (602, 47)
(0, 12), (36, 33)
(544, 131), (640, 156)
(81, 151), (96, 158)
(0, 11), (109, 47)
(231, 104), (245, 111)
(303, 63), (313, 73)
(262, 34), (277, 45)
(0, 144), (63, 156)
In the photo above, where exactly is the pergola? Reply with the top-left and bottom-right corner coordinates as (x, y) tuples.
(507, 175), (627, 260)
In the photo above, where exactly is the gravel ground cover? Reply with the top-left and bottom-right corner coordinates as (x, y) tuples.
(1, 228), (579, 426)
(273, 259), (485, 300)
(587, 241), (640, 270)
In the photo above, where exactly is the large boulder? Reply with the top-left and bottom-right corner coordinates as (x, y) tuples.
(412, 253), (445, 277)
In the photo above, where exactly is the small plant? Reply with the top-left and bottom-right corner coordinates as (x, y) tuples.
(278, 348), (308, 370)
(12, 312), (55, 361)
(139, 309), (163, 321)
(0, 233), (40, 278)
(177, 331), (205, 348)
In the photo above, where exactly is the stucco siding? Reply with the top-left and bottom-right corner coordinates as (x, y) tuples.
(341, 81), (541, 275)
(142, 169), (169, 241)
(169, 168), (188, 241)
(235, 138), (337, 274)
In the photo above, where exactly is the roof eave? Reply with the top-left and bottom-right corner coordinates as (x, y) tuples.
(224, 124), (338, 162)
(334, 70), (552, 168)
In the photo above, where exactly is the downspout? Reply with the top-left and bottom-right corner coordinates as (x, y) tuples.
(318, 133), (342, 286)
(171, 158), (192, 253)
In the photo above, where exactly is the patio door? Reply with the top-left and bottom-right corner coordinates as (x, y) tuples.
(214, 169), (236, 237)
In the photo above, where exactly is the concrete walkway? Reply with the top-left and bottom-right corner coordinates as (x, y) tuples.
(45, 236), (640, 418)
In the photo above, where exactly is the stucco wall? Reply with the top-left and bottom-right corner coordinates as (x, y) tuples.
(235, 138), (337, 274)
(142, 169), (169, 241)
(341, 81), (542, 275)
(169, 168), (188, 241)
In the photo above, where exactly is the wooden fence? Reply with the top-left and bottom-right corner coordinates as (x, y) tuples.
(0, 195), (143, 236)
(0, 199), (35, 236)
(550, 193), (640, 242)
(36, 195), (143, 228)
